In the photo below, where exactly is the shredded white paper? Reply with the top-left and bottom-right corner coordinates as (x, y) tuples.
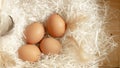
(0, 0), (117, 68)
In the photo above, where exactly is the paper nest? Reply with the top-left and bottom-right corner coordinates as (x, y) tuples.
(0, 0), (117, 68)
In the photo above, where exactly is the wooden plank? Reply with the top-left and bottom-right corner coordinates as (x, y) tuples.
(100, 0), (120, 67)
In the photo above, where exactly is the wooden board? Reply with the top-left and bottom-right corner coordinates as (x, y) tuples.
(100, 0), (120, 68)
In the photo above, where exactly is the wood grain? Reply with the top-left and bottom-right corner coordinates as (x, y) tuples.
(100, 0), (120, 68)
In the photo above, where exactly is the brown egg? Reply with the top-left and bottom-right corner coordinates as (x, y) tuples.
(18, 44), (41, 62)
(24, 22), (45, 44)
(39, 38), (62, 55)
(46, 13), (66, 37)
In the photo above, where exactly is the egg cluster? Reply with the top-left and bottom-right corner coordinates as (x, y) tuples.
(18, 13), (66, 62)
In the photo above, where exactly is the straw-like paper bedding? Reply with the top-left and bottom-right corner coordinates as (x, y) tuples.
(0, 0), (117, 68)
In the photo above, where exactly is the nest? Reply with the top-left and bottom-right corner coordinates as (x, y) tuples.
(0, 0), (117, 68)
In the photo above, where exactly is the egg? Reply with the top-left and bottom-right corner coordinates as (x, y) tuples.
(39, 38), (62, 55)
(24, 22), (45, 44)
(46, 13), (66, 37)
(18, 44), (41, 62)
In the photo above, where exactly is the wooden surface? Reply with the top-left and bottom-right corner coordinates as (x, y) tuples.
(100, 0), (120, 68)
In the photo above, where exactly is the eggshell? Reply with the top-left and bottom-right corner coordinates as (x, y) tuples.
(18, 44), (41, 62)
(39, 38), (62, 55)
(24, 22), (45, 44)
(46, 14), (66, 37)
